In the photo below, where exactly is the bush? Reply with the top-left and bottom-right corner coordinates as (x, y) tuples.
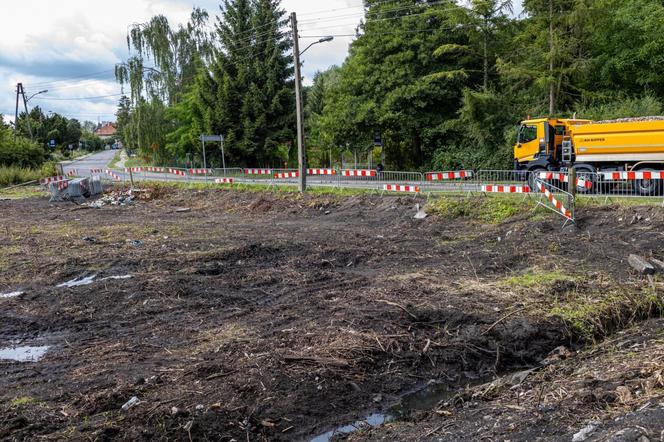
(0, 166), (41, 186)
(0, 127), (45, 168)
(0, 162), (58, 187)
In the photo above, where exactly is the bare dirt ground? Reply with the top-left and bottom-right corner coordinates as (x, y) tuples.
(0, 187), (662, 441)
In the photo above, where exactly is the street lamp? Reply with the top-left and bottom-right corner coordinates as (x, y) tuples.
(26, 89), (48, 103)
(20, 89), (48, 142)
(299, 36), (334, 56)
(290, 18), (334, 193)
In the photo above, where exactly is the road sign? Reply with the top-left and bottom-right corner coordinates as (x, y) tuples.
(373, 132), (382, 146)
(199, 135), (223, 142)
(49, 139), (55, 147)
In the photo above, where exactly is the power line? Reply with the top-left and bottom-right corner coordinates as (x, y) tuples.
(298, 0), (455, 25)
(32, 93), (123, 101)
(25, 69), (117, 87)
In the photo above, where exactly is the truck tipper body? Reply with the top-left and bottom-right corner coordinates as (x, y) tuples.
(513, 117), (664, 194)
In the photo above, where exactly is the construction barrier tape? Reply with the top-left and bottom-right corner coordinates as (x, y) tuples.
(426, 170), (473, 180)
(481, 185), (531, 193)
(383, 184), (420, 193)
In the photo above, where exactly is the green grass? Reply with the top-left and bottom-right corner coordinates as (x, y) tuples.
(10, 397), (34, 407)
(505, 268), (572, 288)
(124, 155), (146, 168)
(0, 163), (57, 187)
(107, 150), (123, 169)
(547, 288), (664, 340)
(576, 195), (664, 207)
(427, 194), (548, 224)
(0, 186), (46, 199)
(138, 180), (380, 197)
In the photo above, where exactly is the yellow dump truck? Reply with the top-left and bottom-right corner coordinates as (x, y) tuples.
(514, 117), (664, 194)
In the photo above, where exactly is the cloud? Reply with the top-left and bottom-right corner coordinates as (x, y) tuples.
(0, 0), (366, 122)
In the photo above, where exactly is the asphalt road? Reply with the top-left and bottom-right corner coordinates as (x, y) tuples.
(61, 150), (116, 175)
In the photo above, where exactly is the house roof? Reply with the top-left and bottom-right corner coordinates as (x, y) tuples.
(95, 122), (117, 137)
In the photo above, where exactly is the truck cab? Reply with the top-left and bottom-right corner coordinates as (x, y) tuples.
(514, 118), (591, 171)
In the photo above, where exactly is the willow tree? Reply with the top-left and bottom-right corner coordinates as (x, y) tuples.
(115, 8), (213, 161)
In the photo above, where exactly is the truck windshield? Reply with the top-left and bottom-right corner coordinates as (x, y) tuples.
(518, 125), (537, 143)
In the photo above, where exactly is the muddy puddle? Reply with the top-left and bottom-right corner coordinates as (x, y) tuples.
(310, 381), (466, 441)
(0, 345), (49, 362)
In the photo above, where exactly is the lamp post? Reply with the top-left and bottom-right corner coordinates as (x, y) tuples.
(23, 89), (48, 141)
(291, 11), (334, 193)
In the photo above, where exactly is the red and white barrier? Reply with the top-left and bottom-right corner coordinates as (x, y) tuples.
(481, 185), (531, 194)
(188, 168), (212, 175)
(144, 167), (165, 173)
(215, 178), (234, 184)
(40, 176), (66, 185)
(536, 181), (572, 219)
(66, 170), (77, 177)
(307, 168), (336, 175)
(383, 184), (420, 193)
(104, 170), (121, 181)
(538, 172), (592, 190)
(601, 171), (664, 181)
(55, 180), (70, 191)
(125, 167), (143, 173)
(244, 168), (272, 175)
(342, 169), (376, 177)
(274, 171), (298, 179)
(168, 168), (186, 177)
(90, 168), (103, 174)
(426, 170), (473, 181)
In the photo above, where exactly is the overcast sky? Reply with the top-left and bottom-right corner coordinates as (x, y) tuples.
(0, 0), (522, 125)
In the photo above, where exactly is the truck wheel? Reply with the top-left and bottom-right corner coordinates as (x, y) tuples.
(571, 167), (596, 194)
(635, 169), (663, 196)
(527, 168), (545, 192)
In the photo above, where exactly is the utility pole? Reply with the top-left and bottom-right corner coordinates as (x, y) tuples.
(13, 83), (41, 141)
(20, 84), (33, 141)
(291, 12), (306, 193)
(13, 83), (20, 142)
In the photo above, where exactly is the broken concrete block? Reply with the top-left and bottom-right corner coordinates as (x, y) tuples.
(628, 254), (655, 275)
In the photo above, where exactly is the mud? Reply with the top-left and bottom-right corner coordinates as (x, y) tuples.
(0, 189), (662, 440)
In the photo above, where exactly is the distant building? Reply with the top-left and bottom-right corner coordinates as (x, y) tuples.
(94, 122), (117, 140)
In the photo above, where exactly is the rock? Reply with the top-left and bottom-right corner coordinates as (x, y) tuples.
(606, 426), (651, 442)
(628, 254), (655, 275)
(195, 404), (204, 411)
(414, 204), (427, 220)
(373, 394), (383, 403)
(649, 258), (664, 273)
(509, 368), (536, 386)
(572, 423), (598, 442)
(170, 406), (179, 416)
(176, 208), (191, 213)
(121, 396), (139, 411)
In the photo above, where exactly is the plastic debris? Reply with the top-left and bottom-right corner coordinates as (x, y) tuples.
(57, 275), (97, 288)
(121, 396), (140, 411)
